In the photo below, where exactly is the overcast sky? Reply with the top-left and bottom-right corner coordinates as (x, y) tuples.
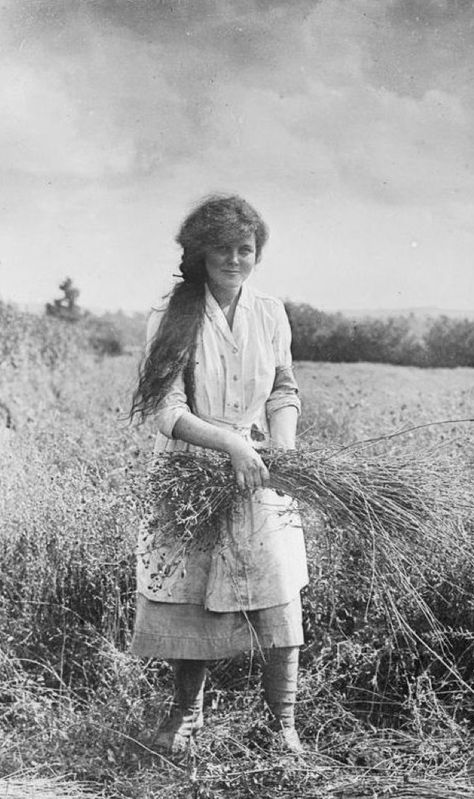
(1, 0), (473, 313)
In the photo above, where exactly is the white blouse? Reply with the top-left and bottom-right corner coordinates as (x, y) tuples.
(137, 282), (308, 611)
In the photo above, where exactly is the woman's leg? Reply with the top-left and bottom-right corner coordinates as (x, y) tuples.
(155, 659), (207, 754)
(262, 646), (303, 752)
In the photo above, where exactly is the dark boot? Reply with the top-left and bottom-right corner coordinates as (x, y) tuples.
(262, 646), (303, 754)
(154, 660), (207, 755)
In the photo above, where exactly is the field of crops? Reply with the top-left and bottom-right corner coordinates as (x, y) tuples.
(1, 307), (474, 798)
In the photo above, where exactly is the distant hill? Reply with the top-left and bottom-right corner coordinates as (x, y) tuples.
(338, 306), (474, 320)
(19, 300), (474, 322)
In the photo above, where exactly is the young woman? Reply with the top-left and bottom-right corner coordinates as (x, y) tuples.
(130, 195), (308, 755)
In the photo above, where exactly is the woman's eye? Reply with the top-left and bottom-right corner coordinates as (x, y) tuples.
(240, 248), (252, 255)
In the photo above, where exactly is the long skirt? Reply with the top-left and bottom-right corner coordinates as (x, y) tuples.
(130, 593), (304, 660)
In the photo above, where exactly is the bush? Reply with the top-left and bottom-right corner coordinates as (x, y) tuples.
(82, 315), (124, 356)
(0, 300), (85, 370)
(424, 316), (474, 367)
(0, 301), (127, 370)
(285, 301), (474, 367)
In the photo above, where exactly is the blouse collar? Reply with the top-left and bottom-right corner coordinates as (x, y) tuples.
(204, 280), (253, 318)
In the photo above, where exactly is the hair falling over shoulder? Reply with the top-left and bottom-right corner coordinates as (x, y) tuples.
(129, 194), (268, 424)
(129, 267), (206, 424)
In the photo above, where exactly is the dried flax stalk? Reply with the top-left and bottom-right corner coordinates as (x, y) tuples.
(146, 447), (473, 640)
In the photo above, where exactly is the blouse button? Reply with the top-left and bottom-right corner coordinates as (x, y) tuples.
(232, 346), (238, 354)
(233, 402), (239, 409)
(233, 375), (238, 381)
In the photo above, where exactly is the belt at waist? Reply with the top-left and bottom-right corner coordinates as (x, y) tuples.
(199, 416), (252, 438)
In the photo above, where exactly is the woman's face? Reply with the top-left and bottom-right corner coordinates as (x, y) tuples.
(204, 234), (257, 296)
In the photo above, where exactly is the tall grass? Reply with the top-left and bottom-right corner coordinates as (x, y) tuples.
(1, 302), (474, 797)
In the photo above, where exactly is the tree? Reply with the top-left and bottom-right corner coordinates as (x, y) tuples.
(45, 277), (81, 322)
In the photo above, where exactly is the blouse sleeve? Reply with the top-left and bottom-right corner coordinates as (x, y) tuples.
(146, 308), (191, 438)
(265, 301), (301, 419)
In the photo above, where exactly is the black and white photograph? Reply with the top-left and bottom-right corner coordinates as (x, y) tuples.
(1, 1), (474, 797)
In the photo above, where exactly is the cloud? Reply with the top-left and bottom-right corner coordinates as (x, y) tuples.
(1, 0), (474, 312)
(1, 0), (473, 200)
(0, 58), (137, 178)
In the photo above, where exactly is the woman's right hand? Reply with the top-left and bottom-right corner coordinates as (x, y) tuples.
(228, 439), (270, 494)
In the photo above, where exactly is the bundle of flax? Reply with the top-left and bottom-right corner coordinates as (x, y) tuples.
(147, 446), (468, 636)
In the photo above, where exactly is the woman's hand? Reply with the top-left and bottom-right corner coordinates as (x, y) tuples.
(172, 415), (269, 492)
(228, 439), (270, 494)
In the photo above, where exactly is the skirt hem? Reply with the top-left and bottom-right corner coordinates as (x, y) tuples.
(130, 593), (304, 660)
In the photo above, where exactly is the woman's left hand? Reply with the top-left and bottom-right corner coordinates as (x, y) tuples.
(228, 438), (270, 494)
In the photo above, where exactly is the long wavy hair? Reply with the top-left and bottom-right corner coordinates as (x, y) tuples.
(130, 195), (269, 423)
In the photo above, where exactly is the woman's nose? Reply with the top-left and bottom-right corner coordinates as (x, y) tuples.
(228, 249), (239, 264)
